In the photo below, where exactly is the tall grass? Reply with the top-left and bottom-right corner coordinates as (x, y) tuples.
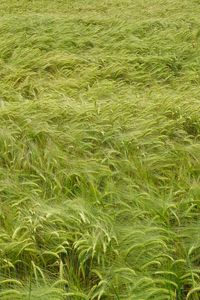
(0, 0), (200, 299)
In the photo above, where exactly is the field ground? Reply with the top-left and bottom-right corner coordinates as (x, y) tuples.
(1, 0), (200, 299)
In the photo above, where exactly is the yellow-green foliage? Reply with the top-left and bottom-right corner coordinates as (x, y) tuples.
(0, 0), (200, 299)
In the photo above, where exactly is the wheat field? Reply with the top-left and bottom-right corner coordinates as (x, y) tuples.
(0, 0), (200, 299)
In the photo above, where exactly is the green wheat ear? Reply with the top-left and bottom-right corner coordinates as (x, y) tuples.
(0, 0), (200, 299)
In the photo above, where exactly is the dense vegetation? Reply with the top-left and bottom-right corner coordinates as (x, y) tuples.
(1, 0), (200, 299)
